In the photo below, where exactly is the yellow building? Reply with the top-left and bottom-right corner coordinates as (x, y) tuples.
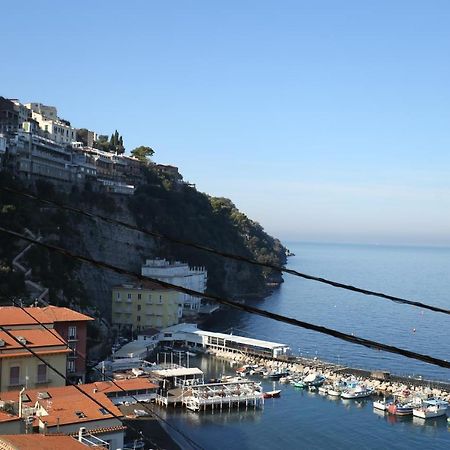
(112, 282), (181, 332)
(0, 329), (69, 392)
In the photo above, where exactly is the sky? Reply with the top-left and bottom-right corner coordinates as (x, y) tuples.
(1, 1), (450, 246)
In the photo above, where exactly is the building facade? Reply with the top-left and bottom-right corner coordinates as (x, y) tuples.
(141, 258), (207, 311)
(112, 282), (181, 332)
(0, 306), (93, 383)
(0, 329), (69, 391)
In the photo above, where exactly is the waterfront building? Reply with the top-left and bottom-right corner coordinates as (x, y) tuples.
(141, 258), (207, 312)
(10, 99), (30, 127)
(112, 281), (181, 332)
(0, 385), (125, 449)
(159, 323), (290, 358)
(0, 306), (94, 383)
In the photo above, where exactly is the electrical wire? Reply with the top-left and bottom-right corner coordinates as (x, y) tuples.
(1, 225), (449, 370)
(0, 324), (162, 450)
(9, 299), (205, 450)
(1, 185), (449, 317)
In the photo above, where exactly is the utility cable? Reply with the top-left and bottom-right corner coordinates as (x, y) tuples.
(10, 299), (205, 450)
(0, 324), (162, 450)
(1, 225), (449, 370)
(1, 185), (449, 317)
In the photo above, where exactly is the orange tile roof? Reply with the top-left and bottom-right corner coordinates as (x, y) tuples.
(85, 377), (158, 394)
(0, 434), (89, 450)
(0, 410), (20, 423)
(0, 329), (69, 359)
(0, 385), (122, 428)
(0, 306), (93, 327)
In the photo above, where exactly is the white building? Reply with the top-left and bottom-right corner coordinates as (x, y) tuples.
(141, 258), (207, 311)
(158, 323), (290, 358)
(24, 103), (77, 145)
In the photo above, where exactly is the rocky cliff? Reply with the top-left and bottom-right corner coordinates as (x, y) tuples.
(0, 168), (287, 318)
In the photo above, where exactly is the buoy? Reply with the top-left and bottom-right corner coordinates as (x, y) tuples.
(412, 328), (416, 333)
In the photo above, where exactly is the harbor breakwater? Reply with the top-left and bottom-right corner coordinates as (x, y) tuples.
(208, 348), (450, 402)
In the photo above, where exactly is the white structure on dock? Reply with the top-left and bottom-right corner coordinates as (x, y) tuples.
(183, 381), (264, 412)
(158, 323), (290, 358)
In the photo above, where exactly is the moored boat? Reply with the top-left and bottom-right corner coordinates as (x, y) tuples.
(373, 399), (391, 411)
(263, 389), (282, 399)
(303, 373), (326, 387)
(341, 385), (374, 399)
(413, 399), (448, 419)
(387, 402), (414, 416)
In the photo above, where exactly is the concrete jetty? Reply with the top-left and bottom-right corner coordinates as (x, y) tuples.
(209, 347), (450, 402)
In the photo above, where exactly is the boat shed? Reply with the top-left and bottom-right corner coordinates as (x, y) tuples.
(159, 323), (290, 358)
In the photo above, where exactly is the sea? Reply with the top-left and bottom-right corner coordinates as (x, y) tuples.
(158, 242), (450, 449)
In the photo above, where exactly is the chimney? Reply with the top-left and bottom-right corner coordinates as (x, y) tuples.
(18, 387), (25, 418)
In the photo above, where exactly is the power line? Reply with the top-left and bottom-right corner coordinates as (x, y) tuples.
(0, 324), (162, 450)
(1, 185), (449, 317)
(1, 225), (449, 370)
(10, 299), (205, 450)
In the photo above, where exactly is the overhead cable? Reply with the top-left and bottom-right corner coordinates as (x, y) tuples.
(1, 226), (449, 370)
(0, 324), (162, 450)
(10, 299), (205, 450)
(1, 185), (449, 317)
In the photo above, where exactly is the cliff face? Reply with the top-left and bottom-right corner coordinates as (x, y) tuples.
(0, 168), (287, 317)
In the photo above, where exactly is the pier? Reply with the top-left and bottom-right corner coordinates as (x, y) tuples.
(155, 380), (264, 411)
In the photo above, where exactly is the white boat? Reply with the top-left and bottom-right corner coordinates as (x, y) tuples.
(373, 399), (391, 411)
(413, 399), (449, 419)
(318, 386), (328, 395)
(327, 388), (341, 397)
(341, 384), (374, 399)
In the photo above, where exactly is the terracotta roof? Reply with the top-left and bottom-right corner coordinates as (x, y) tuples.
(0, 410), (20, 423)
(0, 329), (69, 359)
(85, 377), (158, 394)
(0, 306), (93, 327)
(0, 385), (122, 428)
(0, 434), (89, 450)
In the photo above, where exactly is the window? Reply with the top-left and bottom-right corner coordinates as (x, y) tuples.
(68, 360), (75, 373)
(137, 304), (141, 311)
(117, 292), (121, 299)
(68, 326), (77, 340)
(9, 366), (20, 386)
(159, 295), (163, 304)
(137, 315), (141, 322)
(69, 342), (77, 355)
(137, 294), (141, 300)
(37, 364), (47, 383)
(127, 293), (132, 300)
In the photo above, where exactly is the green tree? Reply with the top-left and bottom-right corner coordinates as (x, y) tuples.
(131, 146), (154, 163)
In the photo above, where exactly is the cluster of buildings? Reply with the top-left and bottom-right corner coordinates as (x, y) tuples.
(0, 305), (161, 449)
(111, 258), (214, 335)
(0, 96), (184, 194)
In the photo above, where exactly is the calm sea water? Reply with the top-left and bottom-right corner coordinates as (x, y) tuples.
(162, 242), (450, 449)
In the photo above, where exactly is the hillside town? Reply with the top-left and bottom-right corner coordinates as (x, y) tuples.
(0, 96), (187, 195)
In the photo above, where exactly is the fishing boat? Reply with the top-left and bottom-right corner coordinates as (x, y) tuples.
(263, 390), (282, 399)
(373, 398), (392, 411)
(413, 399), (449, 419)
(387, 402), (414, 416)
(318, 386), (328, 395)
(267, 370), (290, 380)
(292, 380), (306, 388)
(341, 385), (374, 399)
(303, 373), (326, 387)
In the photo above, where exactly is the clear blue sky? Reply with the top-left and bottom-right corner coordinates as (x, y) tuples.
(2, 1), (450, 245)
